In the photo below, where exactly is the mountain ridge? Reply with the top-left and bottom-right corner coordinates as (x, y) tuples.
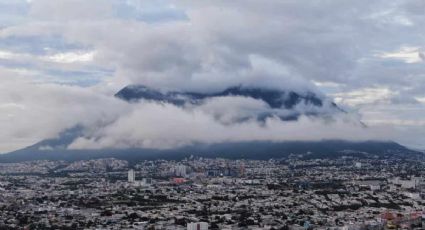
(0, 138), (421, 163)
(115, 84), (326, 109)
(114, 84), (342, 122)
(0, 85), (415, 163)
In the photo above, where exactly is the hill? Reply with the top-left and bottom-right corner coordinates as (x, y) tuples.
(0, 139), (420, 163)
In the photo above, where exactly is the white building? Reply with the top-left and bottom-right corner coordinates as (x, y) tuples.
(404, 192), (421, 200)
(175, 165), (187, 177)
(135, 178), (153, 187)
(187, 222), (208, 230)
(128, 169), (135, 183)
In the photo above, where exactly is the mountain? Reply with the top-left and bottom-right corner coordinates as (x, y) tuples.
(115, 84), (342, 121)
(115, 85), (325, 109)
(1, 84), (418, 163)
(0, 136), (421, 163)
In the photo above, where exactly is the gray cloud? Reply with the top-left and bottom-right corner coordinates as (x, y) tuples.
(0, 67), (128, 152)
(0, 0), (425, 151)
(29, 0), (113, 21)
(0, 66), (386, 152)
(68, 101), (387, 150)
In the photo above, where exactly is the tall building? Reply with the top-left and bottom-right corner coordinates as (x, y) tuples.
(187, 222), (208, 230)
(128, 169), (135, 183)
(239, 162), (245, 177)
(175, 165), (187, 177)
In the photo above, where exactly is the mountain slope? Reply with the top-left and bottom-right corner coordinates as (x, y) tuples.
(0, 139), (420, 163)
(1, 85), (415, 163)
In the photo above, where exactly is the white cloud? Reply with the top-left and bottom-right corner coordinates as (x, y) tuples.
(43, 51), (95, 64)
(0, 48), (95, 64)
(0, 50), (20, 59)
(0, 67), (129, 152)
(1, 0), (425, 152)
(416, 97), (425, 103)
(376, 46), (424, 63)
(332, 87), (394, 106)
(68, 102), (387, 150)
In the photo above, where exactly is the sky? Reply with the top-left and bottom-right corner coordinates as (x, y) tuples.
(0, 0), (425, 153)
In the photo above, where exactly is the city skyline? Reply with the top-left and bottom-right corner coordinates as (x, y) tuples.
(0, 2), (424, 229)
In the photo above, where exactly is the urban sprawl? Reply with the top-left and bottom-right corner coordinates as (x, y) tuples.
(0, 153), (424, 230)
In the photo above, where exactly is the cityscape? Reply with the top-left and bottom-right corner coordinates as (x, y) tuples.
(0, 152), (424, 229)
(1, 1), (425, 230)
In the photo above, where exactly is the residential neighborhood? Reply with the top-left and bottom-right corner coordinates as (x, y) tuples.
(0, 154), (424, 229)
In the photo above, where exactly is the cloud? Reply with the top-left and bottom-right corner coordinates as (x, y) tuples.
(42, 50), (95, 64)
(1, 0), (425, 152)
(28, 0), (113, 21)
(419, 51), (425, 61)
(361, 111), (425, 149)
(0, 67), (128, 152)
(0, 48), (95, 64)
(0, 64), (386, 153)
(68, 101), (387, 150)
(332, 87), (394, 106)
(376, 46), (424, 64)
(2, 0), (424, 93)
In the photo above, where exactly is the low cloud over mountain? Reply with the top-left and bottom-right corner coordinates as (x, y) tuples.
(1, 1), (425, 152)
(0, 70), (394, 154)
(65, 84), (384, 150)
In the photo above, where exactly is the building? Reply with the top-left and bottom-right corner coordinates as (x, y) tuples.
(173, 177), (187, 184)
(187, 222), (208, 230)
(390, 177), (420, 189)
(175, 165), (187, 177)
(128, 169), (135, 183)
(137, 178), (153, 187)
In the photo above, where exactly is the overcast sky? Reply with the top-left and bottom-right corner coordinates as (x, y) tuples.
(1, 0), (425, 152)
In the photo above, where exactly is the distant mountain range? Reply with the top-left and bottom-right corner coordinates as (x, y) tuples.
(0, 84), (420, 163)
(0, 139), (420, 163)
(0, 127), (420, 163)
